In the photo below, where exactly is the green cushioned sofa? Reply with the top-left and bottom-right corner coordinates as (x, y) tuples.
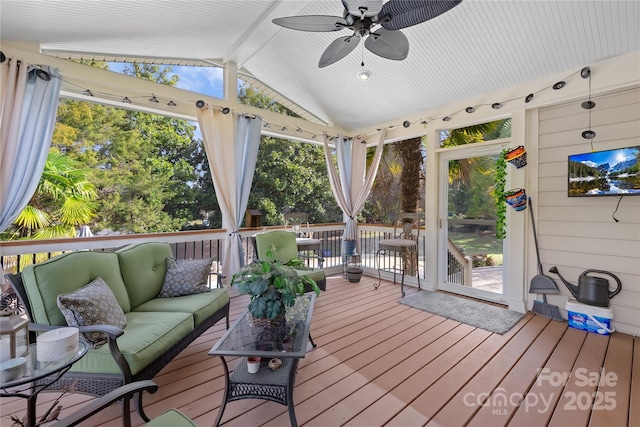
(5, 242), (230, 402)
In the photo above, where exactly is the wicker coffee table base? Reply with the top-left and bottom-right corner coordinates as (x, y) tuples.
(215, 356), (299, 427)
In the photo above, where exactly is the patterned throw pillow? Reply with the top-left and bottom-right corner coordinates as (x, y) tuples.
(57, 277), (127, 348)
(159, 257), (213, 298)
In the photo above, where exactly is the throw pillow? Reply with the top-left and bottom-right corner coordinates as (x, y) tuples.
(57, 277), (127, 348)
(159, 257), (213, 297)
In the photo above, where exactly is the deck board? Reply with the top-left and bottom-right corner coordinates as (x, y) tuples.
(1, 275), (637, 427)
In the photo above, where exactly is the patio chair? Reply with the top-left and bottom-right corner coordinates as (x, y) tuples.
(254, 230), (326, 291)
(54, 380), (196, 427)
(284, 212), (323, 266)
(375, 212), (423, 297)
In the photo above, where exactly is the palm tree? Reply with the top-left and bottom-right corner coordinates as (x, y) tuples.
(11, 148), (97, 240)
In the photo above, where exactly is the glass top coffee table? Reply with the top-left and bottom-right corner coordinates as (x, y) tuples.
(209, 292), (316, 427)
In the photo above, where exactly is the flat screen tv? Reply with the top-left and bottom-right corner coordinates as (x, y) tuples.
(568, 146), (640, 196)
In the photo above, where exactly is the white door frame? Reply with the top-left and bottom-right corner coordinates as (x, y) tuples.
(437, 142), (509, 303)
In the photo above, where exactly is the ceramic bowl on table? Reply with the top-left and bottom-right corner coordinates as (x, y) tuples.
(0, 357), (27, 383)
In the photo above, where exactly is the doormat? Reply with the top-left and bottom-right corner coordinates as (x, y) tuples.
(399, 291), (525, 334)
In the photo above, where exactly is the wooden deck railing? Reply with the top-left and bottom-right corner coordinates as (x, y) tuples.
(0, 223), (448, 287)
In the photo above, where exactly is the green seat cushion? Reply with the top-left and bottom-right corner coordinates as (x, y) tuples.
(21, 251), (130, 326)
(134, 289), (230, 326)
(147, 409), (198, 427)
(295, 268), (325, 283)
(69, 311), (193, 375)
(116, 242), (173, 309)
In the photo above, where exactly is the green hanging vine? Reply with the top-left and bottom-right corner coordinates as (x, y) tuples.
(495, 149), (508, 239)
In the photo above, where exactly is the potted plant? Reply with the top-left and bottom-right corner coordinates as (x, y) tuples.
(231, 254), (320, 321)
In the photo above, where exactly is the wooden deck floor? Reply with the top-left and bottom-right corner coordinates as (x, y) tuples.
(1, 275), (638, 427)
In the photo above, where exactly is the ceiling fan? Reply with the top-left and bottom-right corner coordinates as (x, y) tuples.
(272, 0), (463, 68)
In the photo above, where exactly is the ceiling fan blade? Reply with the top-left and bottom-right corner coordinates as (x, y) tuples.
(319, 35), (361, 68)
(272, 15), (348, 32)
(378, 0), (463, 30)
(365, 28), (409, 60)
(342, 0), (383, 18)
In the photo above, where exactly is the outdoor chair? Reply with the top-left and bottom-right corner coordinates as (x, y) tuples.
(53, 381), (196, 427)
(284, 212), (323, 266)
(254, 230), (326, 291)
(375, 212), (424, 297)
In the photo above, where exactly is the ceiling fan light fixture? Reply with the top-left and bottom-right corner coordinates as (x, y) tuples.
(358, 70), (371, 80)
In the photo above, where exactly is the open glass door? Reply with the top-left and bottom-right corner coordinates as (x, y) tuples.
(438, 145), (506, 303)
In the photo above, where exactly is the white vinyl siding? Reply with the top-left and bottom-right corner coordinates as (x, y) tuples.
(536, 87), (640, 335)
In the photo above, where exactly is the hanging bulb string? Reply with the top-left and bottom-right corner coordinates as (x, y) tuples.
(54, 63), (592, 142)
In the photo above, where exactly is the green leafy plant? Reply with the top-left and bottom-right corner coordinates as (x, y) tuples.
(494, 149), (508, 239)
(232, 253), (320, 320)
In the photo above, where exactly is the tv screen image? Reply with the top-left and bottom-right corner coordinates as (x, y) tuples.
(568, 146), (640, 197)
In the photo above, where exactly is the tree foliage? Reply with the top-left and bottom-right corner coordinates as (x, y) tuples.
(8, 148), (97, 239)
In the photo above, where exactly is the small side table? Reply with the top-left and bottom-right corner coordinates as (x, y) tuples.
(209, 293), (316, 427)
(1, 342), (88, 427)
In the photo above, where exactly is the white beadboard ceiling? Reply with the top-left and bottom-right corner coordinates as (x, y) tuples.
(1, 0), (638, 131)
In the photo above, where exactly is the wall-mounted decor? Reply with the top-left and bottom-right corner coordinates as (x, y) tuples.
(505, 188), (527, 211)
(568, 146), (640, 197)
(504, 145), (527, 169)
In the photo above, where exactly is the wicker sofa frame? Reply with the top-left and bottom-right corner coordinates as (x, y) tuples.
(4, 259), (229, 426)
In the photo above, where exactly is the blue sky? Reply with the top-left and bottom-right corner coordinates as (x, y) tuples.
(571, 146), (639, 168)
(107, 63), (224, 99)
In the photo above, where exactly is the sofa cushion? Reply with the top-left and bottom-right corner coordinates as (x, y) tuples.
(21, 251), (130, 326)
(57, 277), (127, 347)
(159, 258), (212, 297)
(134, 289), (230, 326)
(116, 242), (173, 309)
(69, 311), (193, 375)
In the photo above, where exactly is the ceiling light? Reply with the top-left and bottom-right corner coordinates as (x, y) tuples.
(525, 93), (534, 103)
(582, 130), (596, 139)
(149, 95), (159, 104)
(403, 121), (411, 128)
(263, 123), (270, 129)
(82, 89), (93, 97)
(581, 66), (591, 78)
(167, 100), (177, 107)
(121, 97), (131, 104)
(465, 107), (475, 113)
(221, 107), (230, 114)
(196, 100), (207, 108)
(553, 81), (566, 90)
(442, 116), (451, 122)
(35, 69), (51, 81)
(581, 100), (596, 109)
(358, 70), (371, 80)
(491, 103), (502, 109)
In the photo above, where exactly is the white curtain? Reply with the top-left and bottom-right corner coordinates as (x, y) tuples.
(323, 130), (386, 241)
(197, 107), (262, 284)
(0, 62), (61, 232)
